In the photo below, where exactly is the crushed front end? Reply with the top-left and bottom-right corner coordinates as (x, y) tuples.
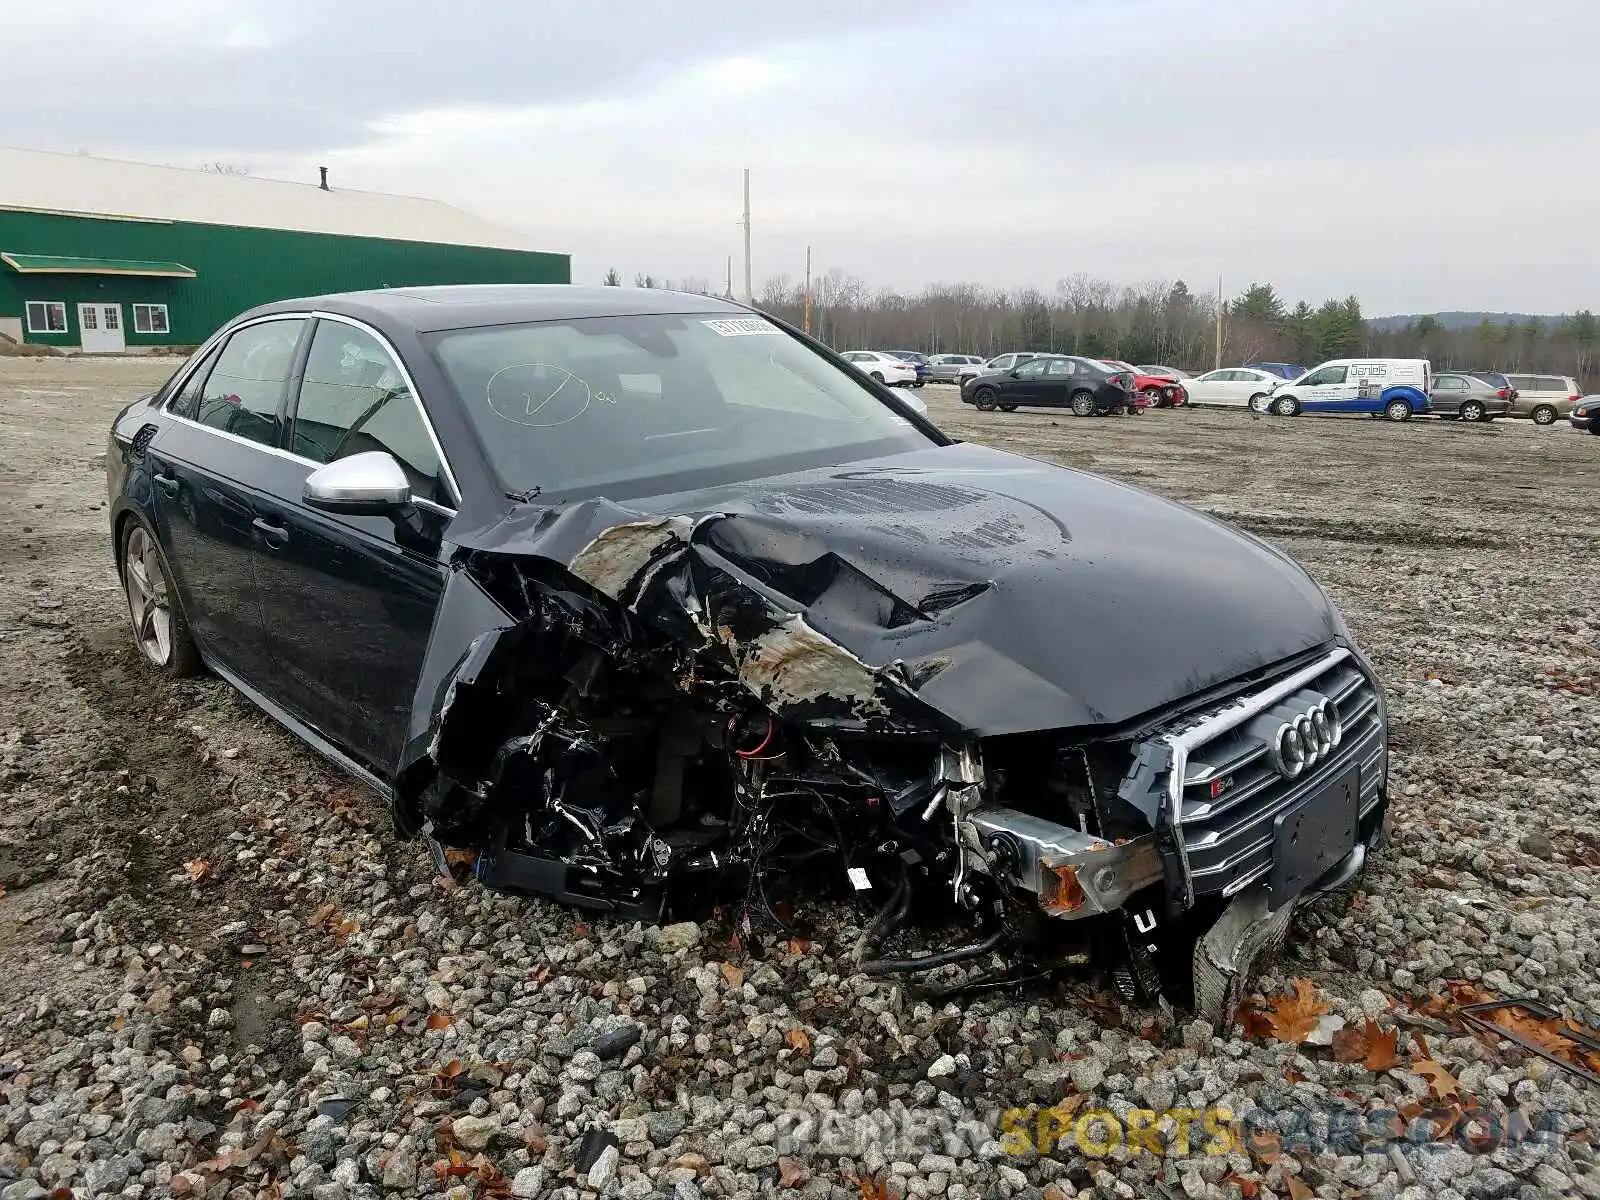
(392, 490), (1389, 1017)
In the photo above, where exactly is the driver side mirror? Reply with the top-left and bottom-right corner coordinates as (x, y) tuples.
(902, 393), (928, 417)
(304, 451), (411, 515)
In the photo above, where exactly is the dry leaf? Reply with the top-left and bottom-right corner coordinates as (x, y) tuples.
(786, 936), (810, 956)
(719, 961), (745, 989)
(777, 1157), (808, 1188)
(425, 1011), (453, 1031)
(306, 902), (336, 928)
(183, 859), (213, 882)
(1331, 1018), (1400, 1071)
(784, 1028), (812, 1055)
(1285, 1177), (1313, 1200)
(847, 1171), (896, 1200)
(1248, 979), (1332, 1044)
(1413, 1058), (1461, 1102)
(1220, 1173), (1261, 1200)
(110, 1013), (126, 1031)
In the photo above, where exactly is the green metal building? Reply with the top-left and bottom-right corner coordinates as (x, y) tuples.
(0, 147), (569, 352)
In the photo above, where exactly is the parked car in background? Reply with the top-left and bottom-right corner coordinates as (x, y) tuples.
(1098, 359), (1187, 407)
(926, 353), (986, 383)
(1263, 359), (1432, 421)
(1182, 367), (1286, 409)
(1459, 370), (1517, 402)
(1429, 373), (1511, 422)
(958, 351), (1042, 384)
(962, 355), (1136, 415)
(888, 351), (930, 388)
(1569, 396), (1599, 433)
(1137, 364), (1193, 379)
(1503, 373), (1582, 425)
(841, 350), (919, 387)
(1245, 362), (1307, 380)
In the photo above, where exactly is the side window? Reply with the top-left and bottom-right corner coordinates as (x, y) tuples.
(194, 320), (305, 446)
(293, 322), (443, 505)
(1045, 359), (1075, 377)
(1304, 366), (1347, 386)
(168, 345), (225, 421)
(1016, 360), (1049, 378)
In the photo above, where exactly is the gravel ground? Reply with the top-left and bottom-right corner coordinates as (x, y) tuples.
(0, 361), (1597, 1200)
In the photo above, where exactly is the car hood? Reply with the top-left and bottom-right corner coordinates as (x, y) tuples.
(450, 442), (1341, 738)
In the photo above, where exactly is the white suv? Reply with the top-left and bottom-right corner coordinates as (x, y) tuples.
(958, 352), (1041, 384)
(1503, 374), (1582, 425)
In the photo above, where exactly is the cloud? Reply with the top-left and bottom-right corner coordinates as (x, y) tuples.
(7, 0), (1599, 312)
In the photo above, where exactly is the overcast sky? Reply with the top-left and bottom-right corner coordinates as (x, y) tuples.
(9, 0), (1599, 314)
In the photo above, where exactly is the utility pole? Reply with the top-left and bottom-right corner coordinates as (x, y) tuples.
(741, 168), (753, 306)
(803, 245), (813, 334)
(726, 255), (732, 300)
(1209, 273), (1222, 371)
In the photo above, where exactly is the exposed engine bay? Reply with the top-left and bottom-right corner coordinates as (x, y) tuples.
(392, 486), (1390, 1019)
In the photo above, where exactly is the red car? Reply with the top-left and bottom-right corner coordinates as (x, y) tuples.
(1099, 360), (1188, 408)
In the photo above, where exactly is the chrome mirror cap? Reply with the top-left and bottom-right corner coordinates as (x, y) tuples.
(303, 451), (411, 513)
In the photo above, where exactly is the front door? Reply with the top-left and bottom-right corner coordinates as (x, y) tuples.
(1296, 366), (1353, 413)
(78, 303), (125, 353)
(252, 318), (450, 775)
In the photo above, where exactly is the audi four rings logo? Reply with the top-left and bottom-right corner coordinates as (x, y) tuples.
(1268, 698), (1343, 779)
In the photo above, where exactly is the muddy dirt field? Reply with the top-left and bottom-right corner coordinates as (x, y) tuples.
(0, 361), (1596, 1200)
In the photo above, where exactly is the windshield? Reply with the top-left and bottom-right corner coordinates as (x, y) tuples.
(426, 313), (934, 500)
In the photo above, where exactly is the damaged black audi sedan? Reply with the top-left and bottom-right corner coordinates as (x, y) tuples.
(107, 286), (1388, 1014)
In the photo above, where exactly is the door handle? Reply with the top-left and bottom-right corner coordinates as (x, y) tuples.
(153, 473), (180, 499)
(251, 516), (290, 549)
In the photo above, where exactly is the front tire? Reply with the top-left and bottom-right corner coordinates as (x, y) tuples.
(1459, 400), (1486, 423)
(1070, 390), (1097, 417)
(121, 520), (201, 677)
(1531, 404), (1557, 426)
(1273, 395), (1301, 416)
(973, 387), (998, 411)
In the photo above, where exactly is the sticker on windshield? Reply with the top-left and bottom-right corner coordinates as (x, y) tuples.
(702, 317), (781, 337)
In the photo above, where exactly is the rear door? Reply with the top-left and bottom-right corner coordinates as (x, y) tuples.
(1431, 374), (1465, 415)
(1040, 356), (1080, 405)
(249, 317), (452, 775)
(146, 317), (309, 684)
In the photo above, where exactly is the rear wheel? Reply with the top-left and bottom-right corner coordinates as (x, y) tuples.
(869, 371), (885, 384)
(1070, 390), (1097, 417)
(1272, 395), (1300, 417)
(1385, 399), (1412, 422)
(973, 387), (998, 411)
(121, 521), (201, 677)
(1531, 404), (1557, 426)
(1459, 400), (1486, 423)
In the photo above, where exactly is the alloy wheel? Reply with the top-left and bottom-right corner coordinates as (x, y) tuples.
(123, 526), (173, 666)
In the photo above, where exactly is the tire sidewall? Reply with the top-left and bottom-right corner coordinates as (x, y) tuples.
(1532, 405), (1556, 426)
(974, 388), (998, 411)
(1460, 401), (1484, 423)
(1385, 399), (1411, 422)
(1070, 391), (1095, 417)
(1273, 395), (1299, 416)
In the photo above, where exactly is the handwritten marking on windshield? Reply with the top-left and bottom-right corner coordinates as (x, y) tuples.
(485, 362), (616, 428)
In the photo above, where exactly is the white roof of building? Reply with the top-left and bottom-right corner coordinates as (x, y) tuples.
(0, 145), (558, 254)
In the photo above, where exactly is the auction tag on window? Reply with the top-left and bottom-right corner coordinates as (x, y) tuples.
(847, 867), (872, 891)
(702, 318), (781, 337)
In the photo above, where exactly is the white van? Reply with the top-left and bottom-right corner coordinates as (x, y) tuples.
(1258, 359), (1432, 421)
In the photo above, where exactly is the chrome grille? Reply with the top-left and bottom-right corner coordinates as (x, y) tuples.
(1119, 648), (1387, 906)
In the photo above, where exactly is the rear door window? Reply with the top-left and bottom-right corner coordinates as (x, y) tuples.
(193, 319), (306, 447)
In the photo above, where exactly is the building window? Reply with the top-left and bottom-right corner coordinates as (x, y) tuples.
(25, 301), (67, 334)
(132, 303), (170, 335)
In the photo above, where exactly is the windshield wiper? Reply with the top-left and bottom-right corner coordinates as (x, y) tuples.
(505, 486), (543, 504)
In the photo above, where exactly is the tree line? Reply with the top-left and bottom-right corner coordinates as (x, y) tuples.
(768, 273), (1600, 383)
(602, 268), (1598, 384)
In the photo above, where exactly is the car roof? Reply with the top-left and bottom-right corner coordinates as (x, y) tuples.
(240, 284), (746, 334)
